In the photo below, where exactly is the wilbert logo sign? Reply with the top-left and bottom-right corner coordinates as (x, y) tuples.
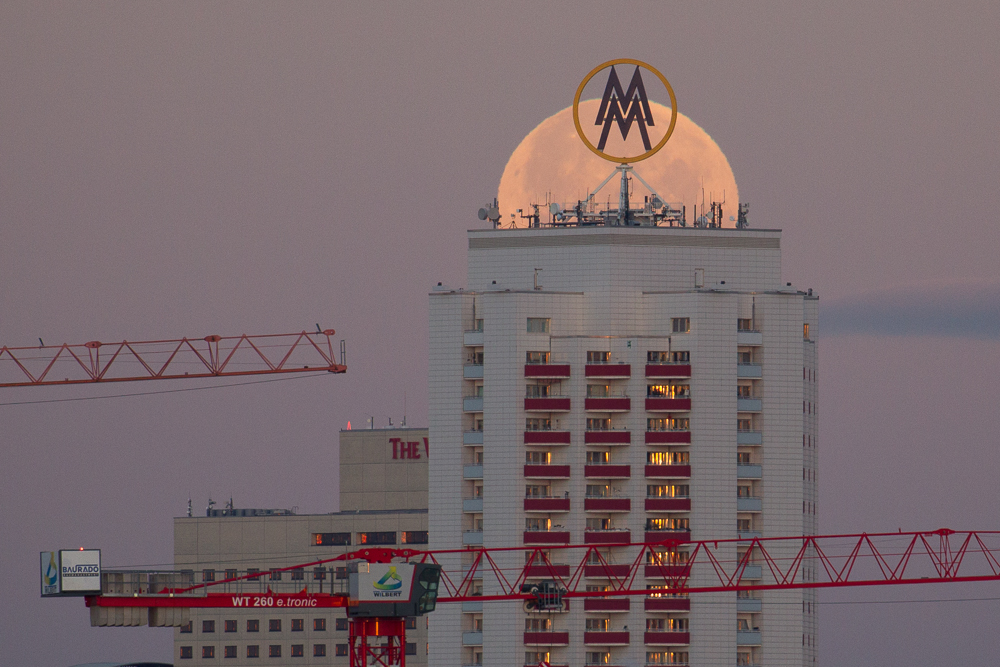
(573, 59), (677, 164)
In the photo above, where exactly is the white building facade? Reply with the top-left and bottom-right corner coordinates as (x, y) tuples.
(428, 226), (818, 667)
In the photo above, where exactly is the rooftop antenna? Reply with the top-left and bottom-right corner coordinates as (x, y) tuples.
(477, 199), (501, 228)
(387, 416), (393, 427)
(226, 496), (234, 512)
(206, 497), (216, 516)
(402, 390), (407, 427)
(187, 498), (192, 518)
(533, 268), (543, 291)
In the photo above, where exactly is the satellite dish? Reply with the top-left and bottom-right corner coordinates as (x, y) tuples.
(487, 207), (501, 222)
(729, 215), (736, 221)
(549, 202), (561, 215)
(478, 208), (488, 220)
(650, 195), (663, 209)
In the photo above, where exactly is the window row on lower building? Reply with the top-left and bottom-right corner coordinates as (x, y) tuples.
(181, 617), (340, 633)
(180, 644), (331, 659)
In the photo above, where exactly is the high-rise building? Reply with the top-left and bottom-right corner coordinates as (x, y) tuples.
(429, 224), (818, 666)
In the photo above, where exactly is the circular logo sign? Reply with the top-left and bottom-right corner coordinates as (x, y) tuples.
(573, 59), (677, 164)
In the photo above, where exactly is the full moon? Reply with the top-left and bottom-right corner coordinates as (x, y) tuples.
(497, 100), (739, 227)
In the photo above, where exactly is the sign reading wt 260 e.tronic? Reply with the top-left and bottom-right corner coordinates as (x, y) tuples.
(573, 58), (678, 164)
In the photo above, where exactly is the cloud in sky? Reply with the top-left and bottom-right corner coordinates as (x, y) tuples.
(823, 283), (1000, 339)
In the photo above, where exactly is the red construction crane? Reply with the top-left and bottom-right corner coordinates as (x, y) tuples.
(72, 529), (1000, 667)
(0, 330), (346, 387)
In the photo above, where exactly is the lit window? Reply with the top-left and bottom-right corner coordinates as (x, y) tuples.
(525, 451), (551, 464)
(313, 644), (327, 657)
(587, 351), (610, 363)
(525, 518), (551, 531)
(358, 531), (396, 545)
(586, 652), (611, 665)
(313, 532), (351, 546)
(314, 618), (327, 631)
(180, 621), (193, 634)
(671, 318), (690, 333)
(525, 384), (551, 398)
(224, 645), (237, 658)
(405, 617), (417, 629)
(225, 620), (237, 633)
(246, 645), (259, 658)
(202, 646), (215, 659)
(647, 450), (689, 465)
(247, 619), (260, 633)
(585, 484), (611, 498)
(647, 384), (689, 398)
(525, 617), (552, 630)
(586, 384), (610, 397)
(803, 323), (810, 340)
(290, 568), (304, 581)
(291, 619), (304, 632)
(247, 568), (260, 581)
(646, 484), (689, 498)
(334, 644), (347, 657)
(525, 485), (551, 498)
(401, 531), (428, 544)
(225, 569), (237, 580)
(313, 568), (327, 580)
(586, 418), (611, 431)
(269, 619), (281, 632)
(291, 645), (304, 657)
(269, 569), (282, 581)
(269, 645), (281, 658)
(527, 318), (550, 333)
(202, 569), (215, 582)
(335, 617), (348, 631)
(179, 646), (193, 660)
(586, 450), (610, 464)
(526, 351), (550, 364)
(525, 417), (551, 431)
(585, 617), (610, 631)
(202, 620), (215, 633)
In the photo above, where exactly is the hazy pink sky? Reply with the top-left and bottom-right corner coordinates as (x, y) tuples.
(2, 2), (999, 665)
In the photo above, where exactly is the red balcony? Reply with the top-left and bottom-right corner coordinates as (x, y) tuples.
(644, 430), (691, 444)
(645, 364), (691, 378)
(523, 631), (570, 646)
(524, 430), (571, 445)
(524, 364), (571, 379)
(585, 364), (631, 378)
(645, 398), (691, 411)
(584, 530), (631, 545)
(584, 498), (631, 512)
(584, 631), (629, 645)
(584, 430), (631, 445)
(644, 631), (690, 645)
(524, 531), (571, 545)
(584, 598), (630, 612)
(584, 464), (631, 479)
(524, 464), (570, 478)
(645, 531), (691, 544)
(583, 564), (631, 578)
(524, 498), (571, 512)
(644, 597), (691, 612)
(643, 564), (691, 578)
(525, 397), (571, 411)
(645, 465), (691, 478)
(645, 498), (691, 512)
(585, 397), (631, 412)
(525, 564), (571, 578)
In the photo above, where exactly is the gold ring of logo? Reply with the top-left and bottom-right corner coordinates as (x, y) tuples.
(573, 58), (677, 164)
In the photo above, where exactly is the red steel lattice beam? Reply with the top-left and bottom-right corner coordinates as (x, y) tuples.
(0, 331), (345, 387)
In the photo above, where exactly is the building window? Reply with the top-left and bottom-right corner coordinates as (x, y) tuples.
(313, 567), (327, 581)
(224, 645), (237, 659)
(179, 646), (193, 660)
(335, 566), (348, 580)
(525, 417), (551, 431)
(586, 652), (611, 665)
(202, 646), (215, 659)
(406, 643), (417, 655)
(738, 318), (754, 331)
(180, 621), (193, 634)
(334, 644), (347, 657)
(671, 350), (690, 362)
(269, 645), (282, 658)
(525, 484), (551, 498)
(586, 450), (610, 464)
(313, 532), (351, 546)
(291, 619), (304, 632)
(290, 568), (304, 581)
(335, 617), (349, 631)
(527, 318), (550, 333)
(526, 653), (551, 665)
(804, 323), (810, 340)
(671, 317), (690, 333)
(247, 619), (260, 633)
(525, 517), (551, 531)
(405, 617), (417, 630)
(646, 517), (690, 531)
(647, 450), (689, 465)
(358, 531), (396, 545)
(647, 484), (689, 498)
(586, 417), (611, 431)
(587, 351), (610, 363)
(225, 569), (238, 580)
(647, 417), (689, 431)
(203, 620), (215, 633)
(247, 645), (260, 658)
(291, 644), (304, 657)
(525, 384), (551, 398)
(525, 450), (551, 464)
(203, 569), (215, 582)
(401, 531), (429, 544)
(269, 619), (281, 632)
(525, 617), (552, 631)
(647, 384), (689, 398)
(247, 568), (260, 581)
(314, 618), (327, 631)
(525, 351), (550, 364)
(225, 620), (237, 633)
(269, 569), (282, 581)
